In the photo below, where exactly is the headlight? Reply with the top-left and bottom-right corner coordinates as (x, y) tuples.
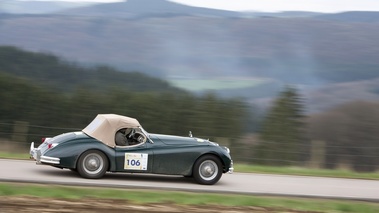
(209, 141), (219, 146)
(223, 146), (230, 154)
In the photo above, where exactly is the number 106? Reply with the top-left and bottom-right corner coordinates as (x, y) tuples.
(127, 159), (141, 166)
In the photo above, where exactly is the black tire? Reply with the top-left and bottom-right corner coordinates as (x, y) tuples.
(193, 155), (222, 185)
(77, 150), (108, 179)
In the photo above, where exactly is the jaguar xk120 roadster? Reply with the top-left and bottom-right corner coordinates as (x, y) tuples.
(30, 114), (233, 185)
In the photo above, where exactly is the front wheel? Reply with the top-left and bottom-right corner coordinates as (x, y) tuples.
(193, 155), (222, 185)
(77, 150), (108, 179)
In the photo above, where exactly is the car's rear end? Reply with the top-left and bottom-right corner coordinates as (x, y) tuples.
(30, 132), (81, 165)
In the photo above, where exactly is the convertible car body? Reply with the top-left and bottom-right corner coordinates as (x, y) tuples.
(30, 114), (233, 185)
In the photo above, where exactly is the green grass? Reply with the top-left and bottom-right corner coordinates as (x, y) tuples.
(234, 164), (379, 180)
(167, 78), (266, 92)
(0, 152), (30, 159)
(0, 183), (378, 213)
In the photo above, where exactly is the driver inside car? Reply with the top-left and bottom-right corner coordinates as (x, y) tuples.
(115, 128), (129, 146)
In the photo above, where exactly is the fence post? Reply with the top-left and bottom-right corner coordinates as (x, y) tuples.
(309, 140), (325, 169)
(215, 137), (230, 147)
(11, 121), (29, 143)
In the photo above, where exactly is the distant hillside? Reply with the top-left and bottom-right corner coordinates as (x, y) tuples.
(305, 78), (379, 112)
(0, 46), (185, 94)
(245, 11), (323, 18)
(58, 0), (240, 18)
(1, 0), (94, 14)
(1, 0), (322, 19)
(1, 13), (378, 84)
(316, 11), (379, 22)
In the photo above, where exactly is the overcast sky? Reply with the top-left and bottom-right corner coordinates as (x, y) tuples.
(19, 0), (379, 13)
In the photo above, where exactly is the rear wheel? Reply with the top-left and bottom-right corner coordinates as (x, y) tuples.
(77, 150), (108, 179)
(193, 155), (222, 185)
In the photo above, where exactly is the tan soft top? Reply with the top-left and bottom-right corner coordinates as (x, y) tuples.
(82, 114), (141, 147)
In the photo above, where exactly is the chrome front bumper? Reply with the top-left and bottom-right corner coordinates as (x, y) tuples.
(30, 142), (60, 165)
(228, 160), (234, 174)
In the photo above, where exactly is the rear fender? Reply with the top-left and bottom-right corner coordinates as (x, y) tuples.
(43, 140), (116, 171)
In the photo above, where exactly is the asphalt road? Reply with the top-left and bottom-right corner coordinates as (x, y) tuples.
(1, 159), (379, 201)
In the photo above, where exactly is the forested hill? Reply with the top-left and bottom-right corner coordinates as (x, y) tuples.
(0, 46), (250, 143)
(1, 11), (379, 85)
(0, 46), (184, 94)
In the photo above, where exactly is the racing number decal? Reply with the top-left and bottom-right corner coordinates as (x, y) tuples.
(124, 153), (148, 170)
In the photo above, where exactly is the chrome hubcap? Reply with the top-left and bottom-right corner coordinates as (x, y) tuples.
(88, 158), (98, 169)
(199, 160), (218, 181)
(83, 153), (103, 174)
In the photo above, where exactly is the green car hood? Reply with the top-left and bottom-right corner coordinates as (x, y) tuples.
(150, 134), (212, 146)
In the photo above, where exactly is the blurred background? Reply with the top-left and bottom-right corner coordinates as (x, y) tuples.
(1, 0), (379, 172)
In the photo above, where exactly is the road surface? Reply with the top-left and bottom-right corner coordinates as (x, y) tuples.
(1, 159), (378, 201)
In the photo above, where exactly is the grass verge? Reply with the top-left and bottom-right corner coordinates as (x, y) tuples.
(1, 183), (379, 213)
(235, 164), (379, 180)
(0, 152), (30, 159)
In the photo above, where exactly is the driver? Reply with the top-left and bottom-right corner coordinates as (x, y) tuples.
(115, 128), (128, 146)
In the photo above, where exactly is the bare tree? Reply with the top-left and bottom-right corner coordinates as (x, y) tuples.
(308, 101), (379, 171)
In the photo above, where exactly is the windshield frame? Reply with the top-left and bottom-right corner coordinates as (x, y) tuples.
(139, 127), (154, 143)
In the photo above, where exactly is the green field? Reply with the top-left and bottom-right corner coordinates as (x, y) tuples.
(234, 164), (379, 180)
(167, 78), (267, 92)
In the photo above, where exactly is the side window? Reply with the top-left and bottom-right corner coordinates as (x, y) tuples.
(115, 128), (146, 146)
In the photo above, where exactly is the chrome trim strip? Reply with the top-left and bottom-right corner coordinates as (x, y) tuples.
(140, 127), (154, 144)
(40, 156), (60, 165)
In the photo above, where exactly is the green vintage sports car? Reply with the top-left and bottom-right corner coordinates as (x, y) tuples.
(30, 114), (233, 185)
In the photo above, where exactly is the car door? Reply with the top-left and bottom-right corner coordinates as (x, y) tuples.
(114, 143), (153, 173)
(148, 142), (201, 175)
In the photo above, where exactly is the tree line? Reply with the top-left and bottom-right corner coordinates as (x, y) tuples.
(0, 72), (249, 144)
(240, 87), (379, 172)
(0, 46), (183, 94)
